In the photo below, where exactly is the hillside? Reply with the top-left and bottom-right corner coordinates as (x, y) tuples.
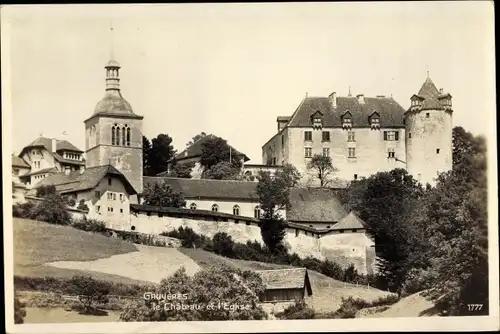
(358, 291), (439, 318)
(180, 248), (394, 313)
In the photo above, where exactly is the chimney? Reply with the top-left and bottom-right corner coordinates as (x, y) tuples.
(357, 94), (365, 104)
(439, 88), (443, 94)
(329, 92), (337, 108)
(51, 138), (57, 153)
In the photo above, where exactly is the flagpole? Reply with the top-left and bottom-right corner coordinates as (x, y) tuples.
(229, 146), (232, 163)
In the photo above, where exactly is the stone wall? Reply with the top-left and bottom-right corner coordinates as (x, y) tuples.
(126, 208), (375, 274)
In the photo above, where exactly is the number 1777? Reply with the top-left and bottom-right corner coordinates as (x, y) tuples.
(467, 304), (483, 311)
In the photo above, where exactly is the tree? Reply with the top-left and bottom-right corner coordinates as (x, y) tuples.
(415, 127), (488, 315)
(213, 232), (235, 257)
(199, 136), (242, 172)
(186, 132), (207, 147)
(167, 160), (195, 179)
(69, 275), (110, 314)
(14, 297), (26, 324)
(119, 266), (267, 321)
(36, 185), (57, 198)
(339, 168), (424, 295)
(142, 180), (186, 208)
(148, 134), (177, 176)
(204, 161), (241, 180)
(307, 154), (338, 187)
(256, 171), (290, 253)
(143, 135), (153, 176)
(30, 192), (72, 225)
(275, 163), (301, 187)
(77, 199), (89, 211)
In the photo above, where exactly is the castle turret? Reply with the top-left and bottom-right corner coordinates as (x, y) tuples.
(405, 76), (453, 185)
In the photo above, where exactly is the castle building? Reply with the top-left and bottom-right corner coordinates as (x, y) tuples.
(261, 76), (453, 186)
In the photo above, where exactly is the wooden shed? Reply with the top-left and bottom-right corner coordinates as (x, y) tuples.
(256, 268), (313, 303)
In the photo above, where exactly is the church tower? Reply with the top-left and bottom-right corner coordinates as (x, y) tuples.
(84, 59), (144, 193)
(405, 75), (453, 186)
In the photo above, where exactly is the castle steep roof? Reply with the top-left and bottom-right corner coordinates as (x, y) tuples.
(287, 96), (405, 128)
(19, 137), (85, 166)
(286, 187), (348, 223)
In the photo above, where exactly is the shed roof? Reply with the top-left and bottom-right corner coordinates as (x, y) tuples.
(256, 268), (312, 295)
(12, 155), (30, 168)
(331, 211), (365, 230)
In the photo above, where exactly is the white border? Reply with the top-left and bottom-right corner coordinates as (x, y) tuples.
(2, 3), (499, 333)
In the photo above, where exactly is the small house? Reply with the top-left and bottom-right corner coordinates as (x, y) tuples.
(256, 268), (313, 303)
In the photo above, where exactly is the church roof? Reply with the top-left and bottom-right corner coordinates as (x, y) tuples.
(12, 155), (30, 168)
(24, 137), (83, 153)
(286, 187), (348, 223)
(285, 96), (406, 129)
(93, 93), (139, 117)
(174, 134), (250, 162)
(33, 165), (137, 195)
(412, 77), (448, 111)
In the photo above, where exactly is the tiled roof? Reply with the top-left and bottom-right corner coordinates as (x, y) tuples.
(93, 93), (136, 116)
(34, 165), (136, 195)
(24, 137), (83, 153)
(277, 116), (291, 122)
(143, 176), (259, 200)
(287, 187), (348, 223)
(287, 95), (406, 128)
(21, 167), (58, 177)
(413, 77), (447, 111)
(256, 268), (312, 294)
(331, 211), (365, 230)
(175, 134), (250, 162)
(12, 155), (30, 168)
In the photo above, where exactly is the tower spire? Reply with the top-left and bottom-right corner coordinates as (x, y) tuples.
(426, 65), (429, 78)
(110, 19), (115, 60)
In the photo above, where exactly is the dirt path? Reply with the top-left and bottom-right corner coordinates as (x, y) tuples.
(45, 245), (201, 284)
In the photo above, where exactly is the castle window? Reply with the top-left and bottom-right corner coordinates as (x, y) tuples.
(120, 208), (123, 213)
(409, 133), (412, 138)
(254, 206), (261, 219)
(339, 230), (344, 234)
(131, 225), (136, 231)
(322, 131), (330, 142)
(281, 135), (284, 147)
(233, 205), (240, 216)
(211, 204), (219, 212)
(371, 117), (380, 126)
(327, 225), (331, 229)
(436, 148), (440, 154)
(347, 131), (355, 142)
(323, 148), (330, 157)
(95, 191), (100, 199)
(426, 113), (430, 118)
(108, 178), (112, 186)
(122, 127), (126, 146)
(354, 174), (358, 180)
(295, 229), (299, 237)
(304, 148), (312, 158)
(352, 229), (358, 232)
(190, 203), (197, 210)
(96, 205), (100, 212)
(113, 193), (116, 200)
(126, 127), (131, 146)
(384, 131), (399, 141)
(388, 148), (395, 158)
(304, 131), (312, 141)
(348, 148), (356, 158)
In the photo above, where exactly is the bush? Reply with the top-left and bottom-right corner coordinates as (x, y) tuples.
(276, 300), (315, 319)
(12, 202), (35, 218)
(212, 232), (234, 257)
(161, 227), (210, 249)
(320, 259), (344, 281)
(71, 218), (107, 233)
(30, 193), (71, 225)
(115, 231), (167, 247)
(23, 292), (79, 309)
(68, 276), (110, 314)
(77, 199), (89, 212)
(14, 297), (26, 324)
(333, 297), (360, 318)
(343, 264), (359, 283)
(36, 185), (56, 198)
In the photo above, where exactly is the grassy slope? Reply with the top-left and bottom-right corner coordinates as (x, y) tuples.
(13, 218), (148, 285)
(180, 248), (394, 313)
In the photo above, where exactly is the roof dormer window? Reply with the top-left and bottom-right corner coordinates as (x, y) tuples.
(369, 111), (380, 129)
(310, 111), (323, 130)
(341, 111), (352, 129)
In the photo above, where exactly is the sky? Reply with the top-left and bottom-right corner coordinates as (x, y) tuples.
(2, 2), (496, 163)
